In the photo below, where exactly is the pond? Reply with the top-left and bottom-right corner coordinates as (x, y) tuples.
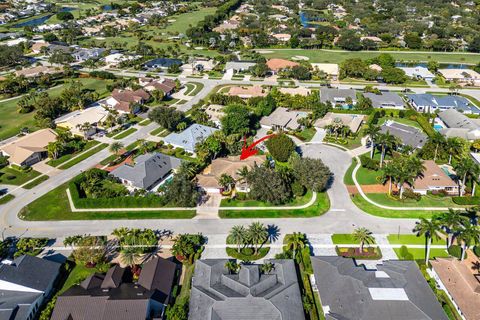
(395, 62), (470, 69)
(12, 7), (75, 28)
(299, 11), (326, 28)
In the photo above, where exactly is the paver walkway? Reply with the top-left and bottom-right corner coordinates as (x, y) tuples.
(307, 234), (337, 255)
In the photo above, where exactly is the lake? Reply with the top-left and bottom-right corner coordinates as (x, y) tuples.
(12, 7), (75, 28)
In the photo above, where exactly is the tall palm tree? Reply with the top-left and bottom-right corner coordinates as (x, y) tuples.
(430, 133), (446, 162)
(109, 141), (124, 155)
(218, 174), (235, 192)
(284, 232), (307, 259)
(229, 225), (246, 253)
(120, 247), (141, 268)
(248, 222), (268, 255)
(456, 222), (480, 261)
(434, 209), (468, 248)
(454, 158), (478, 196)
(377, 132), (397, 168)
(352, 227), (375, 252)
(413, 218), (442, 264)
(445, 137), (464, 164)
(381, 162), (397, 195)
(364, 124), (380, 159)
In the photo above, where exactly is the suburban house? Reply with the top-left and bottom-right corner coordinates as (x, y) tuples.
(140, 77), (177, 96)
(181, 58), (216, 73)
(224, 61), (256, 73)
(188, 259), (305, 320)
(144, 58), (182, 71)
(272, 33), (291, 42)
(104, 53), (139, 67)
(54, 106), (110, 138)
(278, 87), (311, 96)
(380, 121), (427, 149)
(14, 66), (62, 78)
(430, 253), (480, 320)
(260, 107), (308, 131)
(105, 89), (150, 114)
(311, 63), (339, 81)
(412, 160), (458, 195)
(72, 47), (106, 62)
(438, 68), (480, 86)
(163, 124), (218, 154)
(110, 152), (182, 191)
(0, 255), (61, 320)
(406, 94), (480, 114)
(227, 85), (268, 98)
(204, 104), (225, 127)
(51, 256), (177, 320)
(320, 88), (357, 106)
(314, 112), (365, 134)
(398, 66), (435, 81)
(363, 91), (405, 109)
(266, 58), (299, 74)
(437, 109), (480, 141)
(311, 256), (448, 320)
(0, 129), (57, 166)
(196, 155), (266, 193)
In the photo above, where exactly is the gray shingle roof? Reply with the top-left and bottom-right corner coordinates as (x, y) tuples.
(189, 259), (305, 320)
(163, 124), (218, 153)
(438, 109), (480, 130)
(363, 92), (404, 108)
(380, 120), (427, 149)
(407, 94), (480, 114)
(311, 257), (448, 320)
(320, 88), (357, 104)
(0, 255), (61, 292)
(110, 152), (182, 190)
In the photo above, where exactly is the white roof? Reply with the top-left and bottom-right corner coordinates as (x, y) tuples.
(399, 66), (434, 79)
(55, 106), (109, 128)
(438, 68), (480, 80)
(311, 63), (339, 76)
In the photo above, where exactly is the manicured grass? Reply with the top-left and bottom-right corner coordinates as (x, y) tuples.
(331, 234), (377, 245)
(356, 166), (383, 185)
(23, 175), (49, 189)
(163, 7), (216, 34)
(138, 119), (151, 126)
(150, 126), (165, 136)
(47, 140), (100, 167)
(377, 117), (423, 130)
(59, 263), (101, 295)
(351, 194), (439, 219)
(0, 194), (15, 205)
(0, 78), (113, 141)
(260, 49), (480, 64)
(394, 246), (450, 260)
(58, 143), (108, 169)
(185, 82), (204, 96)
(367, 193), (465, 208)
(220, 190), (314, 207)
(113, 127), (137, 140)
(0, 167), (41, 185)
(295, 127), (317, 141)
(19, 182), (196, 221)
(343, 158), (356, 186)
(387, 234), (445, 246)
(226, 247), (270, 261)
(219, 192), (330, 218)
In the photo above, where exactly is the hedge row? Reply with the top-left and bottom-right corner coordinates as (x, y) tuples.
(452, 196), (480, 205)
(335, 246), (383, 260)
(414, 115), (436, 137)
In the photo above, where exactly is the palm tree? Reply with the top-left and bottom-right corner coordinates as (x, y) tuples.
(364, 124), (380, 159)
(434, 209), (468, 248)
(456, 222), (480, 261)
(284, 232), (307, 259)
(229, 225), (246, 253)
(109, 141), (124, 155)
(413, 218), (442, 264)
(445, 137), (464, 164)
(248, 222), (268, 255)
(218, 174), (235, 192)
(352, 227), (375, 252)
(381, 162), (397, 195)
(430, 133), (446, 162)
(454, 158), (478, 196)
(224, 260), (239, 274)
(377, 132), (397, 168)
(260, 262), (275, 274)
(120, 247), (141, 268)
(47, 141), (64, 159)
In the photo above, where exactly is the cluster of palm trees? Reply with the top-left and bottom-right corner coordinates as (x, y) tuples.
(364, 125), (399, 168)
(454, 157), (480, 196)
(381, 155), (425, 199)
(228, 222), (269, 255)
(218, 166), (249, 194)
(47, 131), (74, 160)
(414, 210), (480, 263)
(325, 120), (352, 140)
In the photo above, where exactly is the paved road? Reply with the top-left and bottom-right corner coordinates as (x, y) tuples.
(0, 144), (416, 239)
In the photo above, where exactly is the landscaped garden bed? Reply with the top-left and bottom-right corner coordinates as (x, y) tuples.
(335, 246), (382, 260)
(226, 247), (270, 261)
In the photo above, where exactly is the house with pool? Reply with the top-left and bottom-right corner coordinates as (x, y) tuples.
(320, 88), (357, 108)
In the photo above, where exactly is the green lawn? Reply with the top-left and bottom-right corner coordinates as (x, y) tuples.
(19, 182), (196, 221)
(351, 194), (440, 219)
(163, 7), (216, 34)
(356, 166), (383, 185)
(59, 263), (101, 295)
(387, 234), (445, 246)
(219, 192), (330, 218)
(0, 167), (41, 185)
(0, 78), (113, 140)
(377, 117), (423, 130)
(184, 82), (205, 96)
(23, 175), (49, 189)
(0, 194), (15, 205)
(113, 127), (137, 140)
(220, 190), (314, 207)
(295, 127), (317, 142)
(367, 193), (465, 208)
(343, 158), (356, 186)
(58, 143), (108, 169)
(259, 49), (480, 64)
(331, 234), (377, 245)
(150, 126), (165, 136)
(47, 140), (100, 167)
(394, 246), (450, 260)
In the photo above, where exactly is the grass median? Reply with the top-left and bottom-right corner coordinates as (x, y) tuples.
(58, 143), (108, 169)
(113, 127), (137, 140)
(219, 192), (330, 218)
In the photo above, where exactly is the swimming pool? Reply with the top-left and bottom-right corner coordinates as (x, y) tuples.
(434, 124), (443, 131)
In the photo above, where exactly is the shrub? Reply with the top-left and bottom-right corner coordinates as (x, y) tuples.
(6, 174), (16, 180)
(448, 245), (462, 259)
(359, 154), (379, 170)
(265, 133), (296, 162)
(403, 188), (421, 201)
(473, 246), (480, 257)
(291, 181), (306, 197)
(89, 71), (116, 79)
